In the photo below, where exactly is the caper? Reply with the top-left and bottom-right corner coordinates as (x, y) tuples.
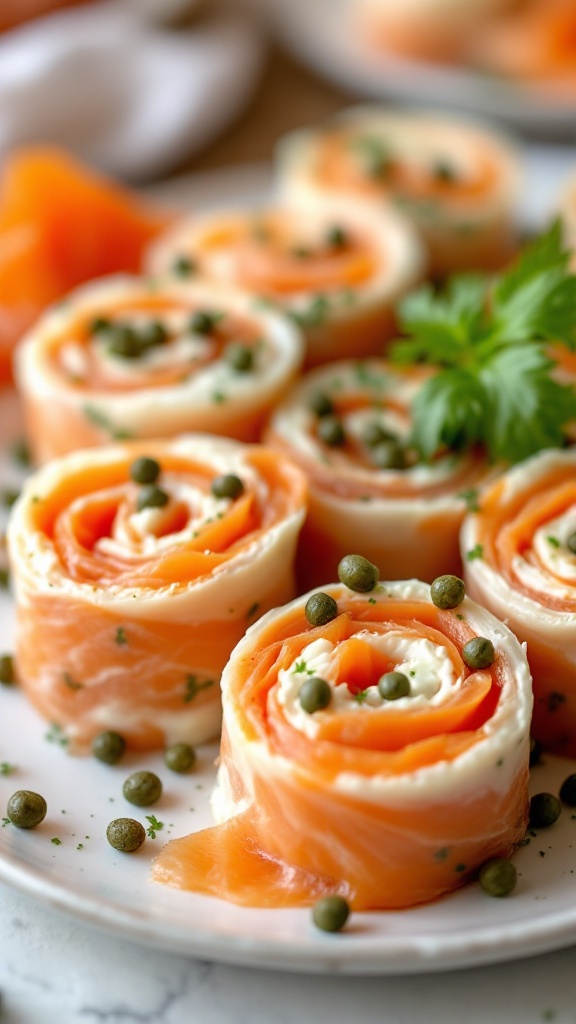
(164, 742), (196, 773)
(338, 553), (379, 593)
(529, 735), (543, 767)
(430, 575), (466, 610)
(138, 320), (168, 349)
(171, 254), (197, 277)
(378, 671), (410, 701)
(326, 225), (348, 249)
(106, 817), (146, 852)
(559, 773), (576, 806)
(225, 343), (254, 373)
(136, 484), (169, 512)
(298, 676), (332, 714)
(309, 391), (334, 418)
(89, 316), (112, 335)
(478, 858), (517, 897)
(122, 770), (162, 807)
(529, 792), (561, 829)
(0, 654), (14, 685)
(106, 324), (143, 359)
(462, 637), (494, 670)
(211, 474), (244, 500)
(371, 439), (406, 470)
(567, 532), (576, 554)
(317, 416), (346, 447)
(130, 456), (161, 485)
(362, 421), (396, 448)
(305, 592), (338, 627)
(92, 731), (126, 765)
(189, 310), (220, 335)
(7, 790), (47, 829)
(312, 895), (350, 932)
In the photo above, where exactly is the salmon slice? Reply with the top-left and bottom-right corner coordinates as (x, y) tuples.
(265, 358), (501, 590)
(276, 107), (521, 278)
(14, 276), (304, 464)
(145, 200), (425, 368)
(0, 147), (168, 384)
(152, 578), (532, 910)
(6, 434), (307, 751)
(461, 448), (576, 755)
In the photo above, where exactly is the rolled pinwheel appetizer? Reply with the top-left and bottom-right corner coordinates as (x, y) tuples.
(276, 107), (521, 277)
(14, 275), (304, 464)
(265, 359), (498, 591)
(152, 572), (532, 909)
(461, 447), (576, 757)
(6, 434), (307, 751)
(145, 200), (425, 367)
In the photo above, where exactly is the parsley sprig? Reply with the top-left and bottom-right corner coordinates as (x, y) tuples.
(392, 222), (576, 464)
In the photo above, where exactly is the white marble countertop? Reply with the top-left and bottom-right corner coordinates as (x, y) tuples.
(1, 879), (576, 1024)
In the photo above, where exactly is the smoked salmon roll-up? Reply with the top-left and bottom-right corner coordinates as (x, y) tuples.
(152, 573), (532, 909)
(265, 359), (498, 591)
(276, 107), (521, 278)
(6, 434), (307, 752)
(145, 201), (424, 368)
(14, 276), (303, 464)
(461, 448), (576, 758)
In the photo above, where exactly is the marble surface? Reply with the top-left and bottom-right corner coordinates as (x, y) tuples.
(0, 880), (575, 1024)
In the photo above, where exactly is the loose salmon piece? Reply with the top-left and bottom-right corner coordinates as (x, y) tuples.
(6, 434), (307, 751)
(152, 579), (532, 910)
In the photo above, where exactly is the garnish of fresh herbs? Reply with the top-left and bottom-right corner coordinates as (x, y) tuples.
(391, 222), (576, 464)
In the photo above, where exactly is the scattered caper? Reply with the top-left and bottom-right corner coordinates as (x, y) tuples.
(567, 532), (576, 554)
(130, 456), (160, 485)
(138, 320), (168, 349)
(136, 484), (169, 512)
(378, 671), (410, 701)
(106, 817), (146, 852)
(225, 343), (254, 373)
(89, 316), (112, 336)
(7, 790), (47, 829)
(0, 654), (14, 685)
(430, 575), (466, 610)
(189, 310), (220, 335)
(337, 553), (379, 593)
(559, 774), (576, 807)
(529, 735), (543, 767)
(478, 858), (517, 897)
(312, 895), (350, 932)
(92, 731), (126, 765)
(172, 255), (197, 277)
(211, 474), (244, 500)
(106, 324), (143, 359)
(462, 637), (494, 670)
(305, 592), (338, 627)
(122, 770), (162, 807)
(529, 792), (561, 829)
(164, 743), (196, 773)
(326, 225), (348, 249)
(309, 392), (334, 418)
(298, 676), (332, 714)
(317, 416), (346, 447)
(371, 439), (406, 470)
(362, 421), (396, 448)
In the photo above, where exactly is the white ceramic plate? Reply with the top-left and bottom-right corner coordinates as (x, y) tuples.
(261, 0), (576, 134)
(2, 388), (576, 976)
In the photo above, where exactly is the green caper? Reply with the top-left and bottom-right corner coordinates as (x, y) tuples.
(106, 817), (146, 852)
(130, 456), (161, 485)
(136, 484), (169, 512)
(7, 790), (47, 829)
(529, 735), (543, 767)
(305, 592), (338, 627)
(172, 254), (197, 277)
(164, 742), (196, 773)
(371, 439), (406, 470)
(106, 324), (143, 359)
(462, 637), (494, 670)
(567, 532), (576, 554)
(0, 654), (14, 685)
(189, 310), (220, 335)
(478, 858), (517, 897)
(309, 391), (334, 418)
(430, 575), (466, 610)
(225, 343), (254, 373)
(326, 225), (348, 249)
(298, 676), (332, 714)
(89, 316), (112, 336)
(559, 774), (576, 806)
(529, 792), (561, 829)
(378, 671), (410, 701)
(122, 770), (162, 807)
(211, 474), (244, 500)
(312, 895), (350, 932)
(337, 553), (379, 593)
(138, 320), (168, 349)
(317, 416), (346, 447)
(362, 421), (396, 448)
(92, 731), (126, 765)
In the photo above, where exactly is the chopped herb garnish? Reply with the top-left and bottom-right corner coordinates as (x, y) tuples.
(290, 295), (330, 330)
(458, 488), (480, 512)
(184, 675), (215, 704)
(51, 837), (62, 845)
(63, 671), (83, 691)
(0, 762), (15, 776)
(247, 602), (260, 620)
(353, 689), (370, 704)
(115, 627), (128, 646)
(2, 818), (10, 827)
(172, 255), (197, 277)
(547, 536), (561, 548)
(466, 544), (483, 561)
(212, 391), (226, 403)
(294, 659), (313, 675)
(145, 814), (164, 839)
(434, 847), (450, 861)
(353, 135), (392, 180)
(45, 722), (69, 747)
(83, 405), (133, 441)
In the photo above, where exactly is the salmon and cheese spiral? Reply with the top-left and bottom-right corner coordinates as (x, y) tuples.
(265, 359), (498, 591)
(152, 577), (532, 909)
(14, 276), (303, 464)
(145, 201), (424, 367)
(6, 435), (307, 751)
(461, 448), (576, 757)
(276, 107), (521, 278)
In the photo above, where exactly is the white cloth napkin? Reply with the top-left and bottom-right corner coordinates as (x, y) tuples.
(0, 0), (264, 181)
